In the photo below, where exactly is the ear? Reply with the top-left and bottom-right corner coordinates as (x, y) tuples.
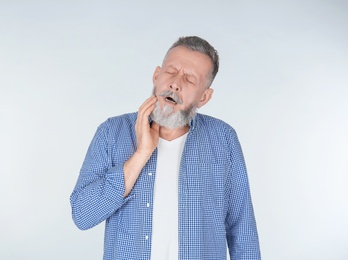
(152, 66), (161, 84)
(197, 88), (214, 108)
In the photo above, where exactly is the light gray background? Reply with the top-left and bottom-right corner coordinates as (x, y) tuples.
(1, 1), (347, 259)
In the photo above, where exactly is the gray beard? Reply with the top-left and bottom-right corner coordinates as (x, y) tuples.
(150, 96), (197, 129)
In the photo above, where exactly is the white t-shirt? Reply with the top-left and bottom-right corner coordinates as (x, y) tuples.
(150, 133), (188, 260)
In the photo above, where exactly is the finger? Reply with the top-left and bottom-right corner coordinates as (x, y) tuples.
(136, 95), (157, 129)
(138, 95), (157, 119)
(143, 99), (157, 117)
(138, 95), (157, 114)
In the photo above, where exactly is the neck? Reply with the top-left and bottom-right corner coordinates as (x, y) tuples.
(158, 124), (189, 141)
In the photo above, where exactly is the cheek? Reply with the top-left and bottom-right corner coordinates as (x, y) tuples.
(153, 85), (165, 96)
(183, 91), (199, 103)
(154, 78), (166, 90)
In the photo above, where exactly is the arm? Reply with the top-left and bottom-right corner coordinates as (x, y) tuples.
(70, 125), (126, 230)
(70, 96), (159, 230)
(225, 131), (261, 259)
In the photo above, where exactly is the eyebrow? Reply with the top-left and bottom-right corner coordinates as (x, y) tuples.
(166, 65), (198, 81)
(166, 65), (178, 71)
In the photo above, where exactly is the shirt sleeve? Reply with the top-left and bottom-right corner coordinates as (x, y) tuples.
(70, 122), (131, 230)
(225, 130), (261, 259)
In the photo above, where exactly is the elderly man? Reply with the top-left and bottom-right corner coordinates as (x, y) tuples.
(70, 36), (261, 260)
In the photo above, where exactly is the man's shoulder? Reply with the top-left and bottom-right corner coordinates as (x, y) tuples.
(194, 114), (240, 152)
(97, 112), (137, 132)
(196, 113), (236, 133)
(107, 112), (137, 123)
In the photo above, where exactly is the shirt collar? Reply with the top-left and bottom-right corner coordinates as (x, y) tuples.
(189, 113), (198, 131)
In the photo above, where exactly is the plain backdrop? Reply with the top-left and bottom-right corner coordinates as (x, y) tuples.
(1, 1), (347, 259)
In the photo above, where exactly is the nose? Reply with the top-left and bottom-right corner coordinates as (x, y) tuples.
(169, 78), (182, 92)
(169, 84), (179, 91)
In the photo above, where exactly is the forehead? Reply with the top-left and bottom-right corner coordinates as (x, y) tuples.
(162, 46), (213, 76)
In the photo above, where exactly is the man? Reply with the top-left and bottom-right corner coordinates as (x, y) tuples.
(70, 36), (261, 260)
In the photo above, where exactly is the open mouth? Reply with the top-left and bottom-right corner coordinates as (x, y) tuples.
(165, 96), (177, 104)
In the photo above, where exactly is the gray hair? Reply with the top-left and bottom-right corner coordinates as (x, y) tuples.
(166, 36), (219, 87)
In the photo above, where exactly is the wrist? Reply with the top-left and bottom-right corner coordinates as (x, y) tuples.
(134, 148), (154, 161)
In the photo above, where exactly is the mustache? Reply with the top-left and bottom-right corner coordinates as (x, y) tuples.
(156, 90), (183, 104)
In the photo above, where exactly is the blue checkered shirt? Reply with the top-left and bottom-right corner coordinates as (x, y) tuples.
(70, 112), (261, 260)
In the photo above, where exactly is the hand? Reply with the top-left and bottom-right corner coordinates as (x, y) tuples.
(135, 95), (160, 157)
(123, 95), (160, 197)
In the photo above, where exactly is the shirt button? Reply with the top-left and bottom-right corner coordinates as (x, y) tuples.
(145, 235), (149, 240)
(148, 172), (152, 176)
(146, 203), (150, 208)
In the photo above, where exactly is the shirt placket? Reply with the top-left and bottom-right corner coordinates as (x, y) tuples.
(140, 149), (157, 259)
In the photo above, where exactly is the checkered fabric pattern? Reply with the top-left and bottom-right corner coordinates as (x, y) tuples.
(70, 112), (261, 260)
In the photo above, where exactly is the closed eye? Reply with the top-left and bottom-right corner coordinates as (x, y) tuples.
(186, 76), (196, 85)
